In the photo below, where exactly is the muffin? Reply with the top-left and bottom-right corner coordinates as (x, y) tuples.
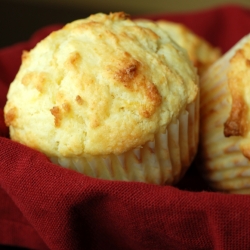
(4, 12), (199, 185)
(200, 34), (250, 193)
(135, 19), (221, 74)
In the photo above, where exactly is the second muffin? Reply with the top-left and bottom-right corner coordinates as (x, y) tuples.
(200, 34), (250, 193)
(135, 19), (221, 74)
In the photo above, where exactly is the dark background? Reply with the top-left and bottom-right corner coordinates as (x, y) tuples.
(0, 0), (93, 49)
(2, 0), (250, 49)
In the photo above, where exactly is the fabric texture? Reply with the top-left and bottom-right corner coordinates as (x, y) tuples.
(1, 4), (250, 250)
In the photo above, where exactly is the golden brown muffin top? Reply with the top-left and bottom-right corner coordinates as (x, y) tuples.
(135, 19), (221, 74)
(4, 12), (198, 157)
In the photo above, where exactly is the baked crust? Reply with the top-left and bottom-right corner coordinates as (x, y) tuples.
(4, 12), (198, 157)
(224, 45), (250, 138)
(222, 41), (250, 159)
(135, 19), (221, 73)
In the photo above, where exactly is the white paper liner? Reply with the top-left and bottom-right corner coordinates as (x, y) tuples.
(200, 34), (250, 193)
(50, 91), (199, 185)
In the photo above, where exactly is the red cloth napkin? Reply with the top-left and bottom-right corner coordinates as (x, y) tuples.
(1, 5), (250, 250)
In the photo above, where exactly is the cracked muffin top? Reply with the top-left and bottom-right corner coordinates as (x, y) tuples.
(4, 12), (198, 157)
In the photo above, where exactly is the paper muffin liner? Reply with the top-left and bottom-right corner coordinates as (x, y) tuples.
(50, 92), (199, 186)
(200, 35), (250, 194)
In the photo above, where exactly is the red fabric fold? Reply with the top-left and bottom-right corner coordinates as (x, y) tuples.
(1, 5), (250, 250)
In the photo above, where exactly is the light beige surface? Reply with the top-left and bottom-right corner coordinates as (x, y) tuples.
(13, 0), (250, 14)
(4, 13), (198, 157)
